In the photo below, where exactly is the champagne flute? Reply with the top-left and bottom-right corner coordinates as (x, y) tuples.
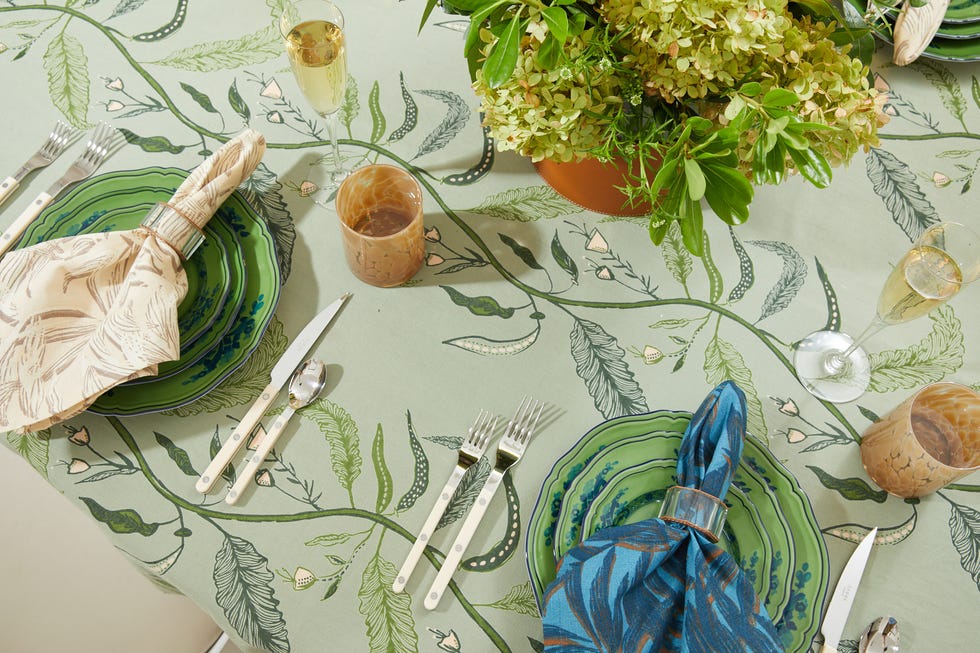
(794, 221), (980, 403)
(280, 0), (349, 191)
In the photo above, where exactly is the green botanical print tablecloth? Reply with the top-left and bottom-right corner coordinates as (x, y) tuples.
(2, 2), (979, 652)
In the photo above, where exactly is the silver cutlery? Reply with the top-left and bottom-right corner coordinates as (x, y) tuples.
(196, 293), (351, 494)
(859, 616), (899, 653)
(819, 527), (878, 653)
(0, 122), (117, 257)
(392, 410), (496, 593)
(226, 358), (327, 505)
(0, 120), (76, 209)
(424, 397), (543, 610)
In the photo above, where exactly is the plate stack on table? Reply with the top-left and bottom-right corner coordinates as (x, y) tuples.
(851, 0), (980, 61)
(526, 410), (831, 653)
(16, 166), (281, 416)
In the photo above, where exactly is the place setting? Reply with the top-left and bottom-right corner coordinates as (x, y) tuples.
(855, 0), (980, 63)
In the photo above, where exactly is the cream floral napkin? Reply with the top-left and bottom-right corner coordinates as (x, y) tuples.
(0, 129), (266, 434)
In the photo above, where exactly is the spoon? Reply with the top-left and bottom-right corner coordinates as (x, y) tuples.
(226, 358), (327, 505)
(858, 616), (899, 653)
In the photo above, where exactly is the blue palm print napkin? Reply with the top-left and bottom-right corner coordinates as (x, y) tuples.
(541, 381), (782, 652)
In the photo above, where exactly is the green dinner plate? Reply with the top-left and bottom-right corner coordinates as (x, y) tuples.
(18, 167), (281, 415)
(18, 168), (233, 354)
(526, 410), (829, 653)
(943, 0), (980, 23)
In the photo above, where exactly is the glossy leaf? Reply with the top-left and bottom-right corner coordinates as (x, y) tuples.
(683, 158), (706, 200)
(702, 163), (753, 225)
(788, 146), (832, 188)
(762, 88), (798, 107)
(483, 14), (522, 88)
(541, 6), (568, 44)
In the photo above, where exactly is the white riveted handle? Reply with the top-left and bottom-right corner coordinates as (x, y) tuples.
(392, 466), (466, 593)
(0, 176), (19, 209)
(196, 382), (279, 493)
(0, 191), (52, 257)
(225, 405), (295, 505)
(424, 469), (504, 610)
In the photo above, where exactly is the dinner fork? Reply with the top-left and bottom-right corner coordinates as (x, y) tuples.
(0, 122), (117, 257)
(424, 397), (543, 609)
(392, 410), (496, 593)
(0, 120), (75, 209)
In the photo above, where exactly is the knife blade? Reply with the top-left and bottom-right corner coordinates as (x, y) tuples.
(195, 292), (351, 493)
(819, 527), (878, 653)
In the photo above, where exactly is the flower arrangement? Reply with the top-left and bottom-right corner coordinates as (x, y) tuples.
(421, 0), (888, 255)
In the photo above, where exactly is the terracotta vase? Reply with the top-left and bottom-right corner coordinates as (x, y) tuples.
(533, 155), (657, 217)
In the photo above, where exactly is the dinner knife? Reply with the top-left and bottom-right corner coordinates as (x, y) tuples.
(819, 527), (878, 653)
(195, 292), (351, 493)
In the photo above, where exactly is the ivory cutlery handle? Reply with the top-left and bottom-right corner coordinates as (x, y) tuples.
(0, 191), (52, 257)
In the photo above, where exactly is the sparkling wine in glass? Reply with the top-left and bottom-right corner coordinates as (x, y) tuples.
(794, 221), (980, 403)
(281, 0), (349, 190)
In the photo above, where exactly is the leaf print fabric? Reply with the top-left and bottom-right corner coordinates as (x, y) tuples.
(541, 382), (781, 653)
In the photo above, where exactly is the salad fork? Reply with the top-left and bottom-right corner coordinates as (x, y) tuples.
(424, 397), (543, 609)
(0, 120), (76, 209)
(393, 410), (496, 593)
(0, 122), (117, 257)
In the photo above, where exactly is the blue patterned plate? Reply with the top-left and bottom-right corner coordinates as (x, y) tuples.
(526, 410), (829, 653)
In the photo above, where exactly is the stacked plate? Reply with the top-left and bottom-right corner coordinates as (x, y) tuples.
(851, 0), (980, 61)
(17, 166), (281, 415)
(526, 410), (830, 653)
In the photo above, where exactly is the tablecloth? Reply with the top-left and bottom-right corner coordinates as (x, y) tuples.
(1, 1), (978, 651)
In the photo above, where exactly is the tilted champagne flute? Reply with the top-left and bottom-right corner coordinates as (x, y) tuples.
(280, 0), (349, 191)
(794, 221), (980, 403)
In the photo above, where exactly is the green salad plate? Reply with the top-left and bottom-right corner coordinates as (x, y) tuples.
(17, 167), (281, 415)
(526, 410), (830, 653)
(850, 0), (980, 61)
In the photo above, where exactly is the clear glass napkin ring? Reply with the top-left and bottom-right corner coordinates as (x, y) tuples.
(140, 202), (205, 260)
(658, 485), (728, 542)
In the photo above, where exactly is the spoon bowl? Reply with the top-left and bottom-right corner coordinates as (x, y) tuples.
(859, 616), (899, 653)
(226, 358), (328, 504)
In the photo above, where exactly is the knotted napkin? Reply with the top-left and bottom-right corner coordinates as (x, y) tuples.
(0, 129), (266, 434)
(542, 381), (782, 652)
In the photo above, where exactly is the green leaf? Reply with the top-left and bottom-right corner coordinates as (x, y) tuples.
(806, 466), (888, 502)
(179, 81), (219, 114)
(541, 7), (568, 43)
(372, 424), (393, 513)
(228, 79), (250, 122)
(677, 194), (704, 256)
(865, 148), (940, 241)
(815, 257), (842, 332)
(357, 553), (419, 653)
(551, 231), (578, 283)
(973, 76), (980, 111)
(396, 410), (429, 511)
(149, 25), (281, 71)
(703, 335), (766, 437)
(483, 582), (540, 616)
(419, 0), (442, 31)
(683, 158), (706, 200)
(388, 72), (418, 143)
(117, 127), (187, 154)
(483, 14), (522, 88)
(440, 285), (516, 318)
(6, 430), (49, 478)
(727, 227), (754, 303)
(740, 81), (763, 97)
(762, 88), (798, 107)
(303, 399), (363, 492)
(948, 501), (980, 590)
(305, 531), (359, 547)
(701, 232), (723, 303)
(787, 146), (832, 188)
(662, 221), (692, 287)
(237, 163), (297, 282)
(701, 163), (752, 225)
(154, 432), (197, 476)
(468, 185), (582, 221)
(869, 304), (964, 392)
(79, 497), (161, 536)
(213, 534), (290, 653)
(109, 0), (150, 19)
(412, 89), (469, 159)
(443, 327), (541, 356)
(912, 60), (968, 124)
(339, 74), (360, 133)
(43, 32), (90, 128)
(570, 317), (649, 419)
(536, 32), (561, 69)
(746, 240), (806, 322)
(368, 81), (386, 144)
(499, 233), (544, 270)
